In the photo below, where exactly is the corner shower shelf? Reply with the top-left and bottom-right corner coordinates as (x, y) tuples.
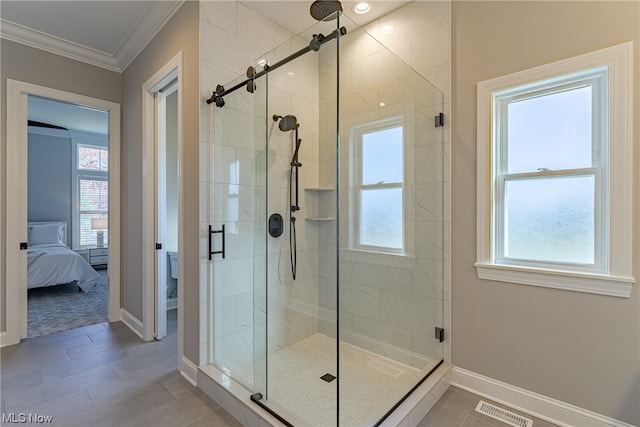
(304, 187), (335, 222)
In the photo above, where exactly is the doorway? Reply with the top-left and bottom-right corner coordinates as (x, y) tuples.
(26, 96), (111, 337)
(5, 80), (121, 346)
(140, 53), (182, 353)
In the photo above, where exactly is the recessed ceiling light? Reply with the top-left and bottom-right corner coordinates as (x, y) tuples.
(380, 25), (394, 34)
(353, 2), (370, 14)
(379, 102), (386, 107)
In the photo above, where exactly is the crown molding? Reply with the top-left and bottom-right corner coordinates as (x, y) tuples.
(0, 0), (184, 73)
(0, 18), (120, 71)
(116, 0), (185, 72)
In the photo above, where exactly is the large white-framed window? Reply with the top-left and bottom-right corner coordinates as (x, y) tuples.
(73, 142), (109, 248)
(476, 42), (634, 298)
(350, 116), (405, 254)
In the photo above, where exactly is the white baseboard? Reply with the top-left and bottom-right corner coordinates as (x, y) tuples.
(452, 367), (635, 427)
(120, 308), (144, 339)
(180, 356), (198, 386)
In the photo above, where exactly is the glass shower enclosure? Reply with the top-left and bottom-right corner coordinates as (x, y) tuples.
(206, 11), (444, 426)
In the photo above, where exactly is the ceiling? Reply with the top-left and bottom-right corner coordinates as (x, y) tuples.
(1, 1), (407, 134)
(28, 96), (109, 135)
(244, 1), (409, 35)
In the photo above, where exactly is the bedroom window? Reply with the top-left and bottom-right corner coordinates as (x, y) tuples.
(475, 42), (634, 297)
(351, 116), (405, 254)
(78, 145), (108, 171)
(75, 144), (108, 247)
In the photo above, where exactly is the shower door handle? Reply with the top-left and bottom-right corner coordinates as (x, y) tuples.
(208, 224), (225, 260)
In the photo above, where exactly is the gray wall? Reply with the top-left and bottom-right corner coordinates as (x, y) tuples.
(27, 132), (72, 245)
(451, 2), (640, 424)
(121, 0), (200, 362)
(1, 39), (122, 332)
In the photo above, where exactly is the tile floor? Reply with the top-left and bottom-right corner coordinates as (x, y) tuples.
(2, 312), (557, 427)
(1, 310), (240, 427)
(418, 386), (559, 427)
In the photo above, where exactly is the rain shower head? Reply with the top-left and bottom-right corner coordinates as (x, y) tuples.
(273, 114), (298, 132)
(310, 0), (343, 21)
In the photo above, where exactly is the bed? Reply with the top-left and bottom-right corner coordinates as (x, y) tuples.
(27, 222), (102, 293)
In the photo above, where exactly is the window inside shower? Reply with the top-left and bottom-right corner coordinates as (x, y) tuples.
(202, 8), (445, 427)
(350, 116), (405, 254)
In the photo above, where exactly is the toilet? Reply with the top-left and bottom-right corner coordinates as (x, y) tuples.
(167, 251), (179, 279)
(167, 251), (178, 310)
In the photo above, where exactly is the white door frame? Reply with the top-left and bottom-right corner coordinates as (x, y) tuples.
(141, 53), (183, 354)
(5, 79), (121, 346)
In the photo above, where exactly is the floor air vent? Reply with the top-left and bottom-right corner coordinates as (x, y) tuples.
(475, 401), (533, 427)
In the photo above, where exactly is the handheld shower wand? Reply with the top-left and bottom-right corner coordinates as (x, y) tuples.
(274, 114), (302, 280)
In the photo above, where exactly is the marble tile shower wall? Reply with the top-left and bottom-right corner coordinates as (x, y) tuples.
(316, 2), (451, 368)
(199, 1), (323, 384)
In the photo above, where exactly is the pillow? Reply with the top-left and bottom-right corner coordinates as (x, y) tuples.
(28, 223), (65, 246)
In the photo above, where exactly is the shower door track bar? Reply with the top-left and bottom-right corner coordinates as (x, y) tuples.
(373, 359), (445, 427)
(250, 393), (295, 427)
(206, 27), (347, 107)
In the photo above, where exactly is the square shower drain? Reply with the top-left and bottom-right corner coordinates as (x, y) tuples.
(320, 373), (336, 383)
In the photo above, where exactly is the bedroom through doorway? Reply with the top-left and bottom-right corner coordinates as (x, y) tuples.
(25, 96), (111, 338)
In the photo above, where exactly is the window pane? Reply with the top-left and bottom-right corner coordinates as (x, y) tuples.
(80, 179), (108, 210)
(507, 86), (592, 173)
(362, 126), (403, 184)
(504, 175), (594, 264)
(360, 188), (403, 249)
(78, 146), (108, 171)
(99, 149), (109, 171)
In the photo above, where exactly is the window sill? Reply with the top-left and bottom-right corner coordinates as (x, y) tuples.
(344, 249), (416, 268)
(474, 263), (634, 298)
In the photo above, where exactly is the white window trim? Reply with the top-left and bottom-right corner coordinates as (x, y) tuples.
(350, 115), (407, 255)
(476, 42), (634, 298)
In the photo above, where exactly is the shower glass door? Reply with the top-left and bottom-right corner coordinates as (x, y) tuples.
(209, 64), (267, 394)
(256, 15), (341, 426)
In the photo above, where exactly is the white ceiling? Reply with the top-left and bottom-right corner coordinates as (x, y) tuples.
(243, 1), (409, 35)
(29, 96), (109, 135)
(1, 1), (407, 133)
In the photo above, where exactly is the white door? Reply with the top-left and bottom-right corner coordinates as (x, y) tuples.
(154, 79), (178, 340)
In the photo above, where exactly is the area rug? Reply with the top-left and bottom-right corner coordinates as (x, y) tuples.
(27, 268), (108, 338)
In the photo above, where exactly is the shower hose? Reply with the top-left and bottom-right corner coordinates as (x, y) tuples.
(289, 164), (297, 280)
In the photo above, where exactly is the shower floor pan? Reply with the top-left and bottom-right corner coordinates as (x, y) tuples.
(232, 333), (442, 426)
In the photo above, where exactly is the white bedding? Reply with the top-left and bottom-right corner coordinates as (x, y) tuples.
(27, 244), (102, 293)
